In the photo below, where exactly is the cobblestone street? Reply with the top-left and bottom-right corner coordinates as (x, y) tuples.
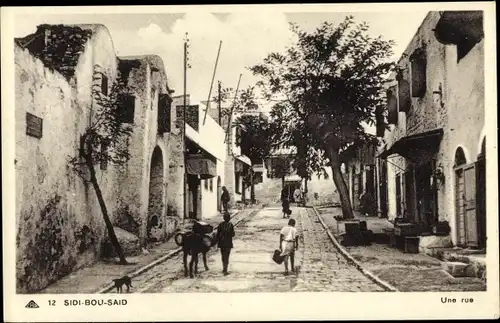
(108, 207), (386, 293)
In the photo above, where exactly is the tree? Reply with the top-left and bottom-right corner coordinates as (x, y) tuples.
(234, 114), (273, 203)
(250, 17), (394, 219)
(69, 72), (133, 264)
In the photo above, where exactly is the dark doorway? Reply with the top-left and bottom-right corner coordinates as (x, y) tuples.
(414, 161), (435, 230)
(379, 160), (388, 218)
(147, 146), (165, 241)
(187, 174), (201, 220)
(217, 176), (222, 212)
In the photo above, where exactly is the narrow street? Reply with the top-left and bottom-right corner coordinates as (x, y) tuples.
(109, 207), (385, 293)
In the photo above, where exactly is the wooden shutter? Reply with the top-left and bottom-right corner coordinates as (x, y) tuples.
(387, 87), (398, 125)
(410, 52), (427, 98)
(158, 94), (171, 134)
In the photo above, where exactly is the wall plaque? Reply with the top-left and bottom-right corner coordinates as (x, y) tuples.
(26, 112), (43, 139)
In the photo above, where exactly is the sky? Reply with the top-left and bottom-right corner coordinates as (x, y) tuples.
(13, 10), (429, 113)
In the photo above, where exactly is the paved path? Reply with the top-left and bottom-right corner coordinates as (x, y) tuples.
(293, 208), (384, 292)
(108, 207), (385, 293)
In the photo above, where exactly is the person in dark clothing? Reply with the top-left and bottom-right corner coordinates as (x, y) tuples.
(281, 187), (291, 219)
(221, 186), (230, 212)
(216, 211), (235, 275)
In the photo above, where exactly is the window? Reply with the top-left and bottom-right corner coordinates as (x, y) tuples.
(101, 74), (108, 96)
(410, 50), (427, 98)
(26, 112), (43, 139)
(117, 95), (135, 124)
(397, 77), (411, 113)
(204, 179), (209, 190)
(209, 178), (213, 192)
(158, 94), (171, 134)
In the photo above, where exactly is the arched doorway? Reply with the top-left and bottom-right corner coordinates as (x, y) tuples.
(217, 176), (222, 212)
(454, 147), (478, 247)
(147, 146), (165, 242)
(476, 139), (486, 249)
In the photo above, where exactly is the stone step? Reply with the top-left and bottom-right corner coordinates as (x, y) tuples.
(441, 261), (469, 277)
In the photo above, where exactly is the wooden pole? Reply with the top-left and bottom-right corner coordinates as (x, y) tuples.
(218, 81), (222, 125)
(203, 40), (223, 125)
(183, 34), (188, 220)
(224, 73), (242, 144)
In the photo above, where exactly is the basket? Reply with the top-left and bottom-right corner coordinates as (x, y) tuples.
(272, 249), (285, 264)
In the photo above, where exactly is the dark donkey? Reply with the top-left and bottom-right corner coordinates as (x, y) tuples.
(178, 221), (214, 278)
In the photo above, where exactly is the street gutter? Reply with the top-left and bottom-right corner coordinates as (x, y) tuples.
(98, 208), (259, 294)
(311, 206), (399, 292)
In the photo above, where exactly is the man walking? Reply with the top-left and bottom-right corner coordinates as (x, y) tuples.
(221, 186), (230, 213)
(216, 211), (235, 275)
(279, 218), (299, 275)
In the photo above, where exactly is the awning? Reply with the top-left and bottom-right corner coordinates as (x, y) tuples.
(378, 129), (444, 164)
(235, 155), (251, 166)
(186, 154), (217, 179)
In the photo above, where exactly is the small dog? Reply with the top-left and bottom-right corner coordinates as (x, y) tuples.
(112, 275), (133, 293)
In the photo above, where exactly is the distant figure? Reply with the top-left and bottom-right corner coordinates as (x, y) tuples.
(359, 190), (369, 216)
(281, 187), (291, 219)
(279, 218), (299, 275)
(221, 186), (230, 212)
(216, 211), (235, 275)
(293, 188), (302, 206)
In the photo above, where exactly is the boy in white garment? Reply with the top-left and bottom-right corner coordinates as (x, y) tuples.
(279, 218), (299, 275)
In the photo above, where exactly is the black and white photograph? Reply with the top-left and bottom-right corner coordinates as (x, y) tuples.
(2, 3), (498, 321)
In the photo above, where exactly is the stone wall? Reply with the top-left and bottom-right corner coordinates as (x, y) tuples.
(378, 12), (485, 245)
(15, 25), (121, 293)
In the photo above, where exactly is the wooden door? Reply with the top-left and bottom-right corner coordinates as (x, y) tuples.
(455, 168), (466, 245)
(463, 163), (478, 247)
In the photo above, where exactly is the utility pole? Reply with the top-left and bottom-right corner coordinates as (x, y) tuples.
(218, 80), (222, 125)
(183, 33), (190, 220)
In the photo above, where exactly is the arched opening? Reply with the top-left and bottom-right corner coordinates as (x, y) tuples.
(454, 147), (467, 167)
(217, 176), (222, 212)
(476, 138), (486, 249)
(147, 146), (164, 241)
(454, 146), (481, 248)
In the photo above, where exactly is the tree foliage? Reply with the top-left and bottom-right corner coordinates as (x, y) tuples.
(234, 114), (272, 164)
(249, 17), (395, 217)
(250, 16), (394, 174)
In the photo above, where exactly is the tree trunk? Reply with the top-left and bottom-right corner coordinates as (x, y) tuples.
(87, 157), (128, 264)
(306, 113), (354, 219)
(325, 146), (355, 219)
(250, 170), (256, 204)
(281, 176), (285, 188)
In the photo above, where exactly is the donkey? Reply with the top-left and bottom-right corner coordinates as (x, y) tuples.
(181, 223), (214, 278)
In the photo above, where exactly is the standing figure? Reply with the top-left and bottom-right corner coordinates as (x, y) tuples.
(281, 187), (291, 219)
(279, 218), (299, 275)
(216, 211), (235, 275)
(221, 186), (230, 213)
(293, 187), (302, 206)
